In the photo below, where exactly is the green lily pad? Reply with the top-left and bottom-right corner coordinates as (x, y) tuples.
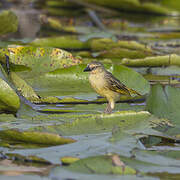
(0, 78), (20, 113)
(0, 10), (18, 35)
(5, 153), (52, 165)
(30, 36), (90, 49)
(51, 166), (157, 180)
(61, 156), (80, 165)
(146, 84), (180, 135)
(68, 155), (136, 175)
(10, 72), (40, 102)
(96, 47), (152, 60)
(83, 0), (178, 15)
(0, 65), (20, 113)
(89, 38), (153, 59)
(161, 0), (180, 12)
(111, 65), (150, 95)
(42, 111), (151, 136)
(0, 46), (82, 76)
(121, 54), (180, 67)
(0, 129), (76, 146)
(127, 149), (180, 174)
(29, 63), (150, 98)
(90, 38), (152, 52)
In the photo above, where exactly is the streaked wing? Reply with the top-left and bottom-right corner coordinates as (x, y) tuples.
(105, 71), (131, 96)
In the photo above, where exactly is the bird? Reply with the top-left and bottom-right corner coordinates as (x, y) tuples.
(83, 61), (141, 114)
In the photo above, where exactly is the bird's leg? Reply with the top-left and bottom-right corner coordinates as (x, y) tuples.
(104, 102), (112, 114)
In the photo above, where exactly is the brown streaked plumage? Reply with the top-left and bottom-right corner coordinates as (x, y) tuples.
(83, 61), (141, 113)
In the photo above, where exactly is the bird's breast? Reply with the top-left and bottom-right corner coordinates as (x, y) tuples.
(89, 73), (106, 95)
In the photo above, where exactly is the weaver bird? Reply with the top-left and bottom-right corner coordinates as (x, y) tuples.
(84, 61), (141, 114)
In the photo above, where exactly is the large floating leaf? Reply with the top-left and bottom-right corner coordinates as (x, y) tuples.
(0, 10), (18, 35)
(42, 16), (77, 33)
(10, 72), (40, 102)
(111, 65), (150, 95)
(61, 156), (80, 165)
(90, 38), (152, 52)
(66, 151), (180, 175)
(0, 129), (76, 146)
(30, 63), (150, 97)
(68, 155), (136, 175)
(146, 84), (180, 135)
(0, 78), (20, 113)
(43, 111), (151, 136)
(126, 149), (180, 174)
(31, 36), (153, 59)
(0, 65), (20, 113)
(51, 166), (157, 180)
(0, 46), (82, 76)
(89, 38), (153, 59)
(30, 36), (90, 49)
(83, 0), (178, 15)
(96, 47), (151, 60)
(121, 54), (180, 67)
(161, 0), (180, 12)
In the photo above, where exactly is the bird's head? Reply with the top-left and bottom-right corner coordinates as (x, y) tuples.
(83, 61), (104, 73)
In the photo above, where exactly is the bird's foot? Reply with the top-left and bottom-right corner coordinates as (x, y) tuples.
(104, 104), (112, 114)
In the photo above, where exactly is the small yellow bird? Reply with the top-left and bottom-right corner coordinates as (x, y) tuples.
(84, 61), (141, 113)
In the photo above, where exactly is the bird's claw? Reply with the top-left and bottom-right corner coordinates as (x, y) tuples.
(104, 104), (112, 114)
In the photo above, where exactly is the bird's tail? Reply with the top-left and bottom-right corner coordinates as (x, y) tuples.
(128, 88), (141, 96)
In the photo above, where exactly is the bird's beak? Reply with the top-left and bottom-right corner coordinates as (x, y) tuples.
(83, 66), (91, 72)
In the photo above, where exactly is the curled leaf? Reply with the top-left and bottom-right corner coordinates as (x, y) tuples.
(0, 129), (76, 146)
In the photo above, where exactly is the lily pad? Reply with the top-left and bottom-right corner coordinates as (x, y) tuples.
(0, 65), (20, 113)
(0, 46), (82, 76)
(67, 155), (136, 175)
(96, 47), (152, 60)
(29, 63), (150, 98)
(41, 111), (151, 136)
(30, 36), (90, 49)
(61, 156), (80, 165)
(146, 84), (180, 135)
(111, 65), (150, 95)
(83, 0), (178, 15)
(0, 78), (20, 113)
(0, 10), (18, 35)
(0, 129), (76, 146)
(121, 54), (180, 67)
(90, 38), (152, 52)
(10, 72), (40, 102)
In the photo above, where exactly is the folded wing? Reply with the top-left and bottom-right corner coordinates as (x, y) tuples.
(105, 71), (141, 96)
